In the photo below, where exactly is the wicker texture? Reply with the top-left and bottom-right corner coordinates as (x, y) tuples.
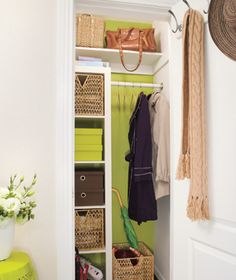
(113, 242), (154, 280)
(75, 209), (105, 250)
(75, 73), (104, 116)
(76, 14), (104, 48)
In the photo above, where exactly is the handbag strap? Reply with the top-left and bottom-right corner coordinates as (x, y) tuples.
(118, 29), (143, 72)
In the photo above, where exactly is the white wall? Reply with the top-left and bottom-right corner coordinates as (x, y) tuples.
(0, 1), (57, 279)
(153, 21), (171, 280)
(170, 11), (236, 280)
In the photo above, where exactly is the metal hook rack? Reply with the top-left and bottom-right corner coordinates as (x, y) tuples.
(183, 0), (191, 9)
(168, 9), (182, 33)
(168, 0), (210, 34)
(203, 0), (209, 14)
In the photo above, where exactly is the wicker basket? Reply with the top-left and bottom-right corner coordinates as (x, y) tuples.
(75, 73), (104, 116)
(113, 242), (154, 280)
(75, 209), (105, 251)
(76, 14), (104, 48)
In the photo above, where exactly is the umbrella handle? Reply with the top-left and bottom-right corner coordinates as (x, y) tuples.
(112, 187), (124, 208)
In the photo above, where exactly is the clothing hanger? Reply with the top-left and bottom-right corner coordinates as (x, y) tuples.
(123, 83), (126, 111)
(153, 83), (164, 95)
(130, 84), (135, 112)
(117, 82), (121, 111)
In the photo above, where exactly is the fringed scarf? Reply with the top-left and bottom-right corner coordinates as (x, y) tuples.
(176, 10), (210, 221)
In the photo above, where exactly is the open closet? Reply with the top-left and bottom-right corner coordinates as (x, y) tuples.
(55, 0), (236, 280)
(72, 2), (171, 280)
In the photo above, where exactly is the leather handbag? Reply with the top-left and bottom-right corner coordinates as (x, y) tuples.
(106, 28), (157, 72)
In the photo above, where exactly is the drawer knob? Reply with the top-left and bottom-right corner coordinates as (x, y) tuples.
(81, 192), (87, 199)
(80, 175), (86, 181)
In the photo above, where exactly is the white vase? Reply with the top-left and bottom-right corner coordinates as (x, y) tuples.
(0, 218), (15, 261)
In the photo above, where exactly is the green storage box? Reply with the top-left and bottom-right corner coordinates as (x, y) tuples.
(75, 128), (103, 145)
(75, 145), (103, 161)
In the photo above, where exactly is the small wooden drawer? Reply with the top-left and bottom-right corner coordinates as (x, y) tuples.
(75, 189), (104, 206)
(75, 171), (104, 189)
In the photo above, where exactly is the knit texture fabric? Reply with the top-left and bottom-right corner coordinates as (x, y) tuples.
(176, 10), (210, 221)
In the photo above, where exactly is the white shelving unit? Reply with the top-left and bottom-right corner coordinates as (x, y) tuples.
(75, 115), (105, 119)
(74, 66), (112, 279)
(76, 47), (162, 75)
(79, 249), (107, 255)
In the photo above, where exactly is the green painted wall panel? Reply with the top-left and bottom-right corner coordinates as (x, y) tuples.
(105, 20), (152, 31)
(111, 73), (156, 251)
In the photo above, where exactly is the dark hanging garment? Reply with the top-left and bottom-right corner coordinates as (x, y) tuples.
(125, 92), (157, 224)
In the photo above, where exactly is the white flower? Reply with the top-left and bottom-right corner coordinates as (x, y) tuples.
(3, 197), (21, 215)
(0, 187), (9, 198)
(0, 198), (7, 208)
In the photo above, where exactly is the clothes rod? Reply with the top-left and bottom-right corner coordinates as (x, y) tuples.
(111, 81), (163, 89)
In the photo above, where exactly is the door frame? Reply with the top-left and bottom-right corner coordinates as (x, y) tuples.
(56, 0), (75, 279)
(55, 1), (173, 279)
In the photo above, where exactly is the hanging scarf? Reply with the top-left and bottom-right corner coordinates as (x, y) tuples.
(176, 10), (210, 221)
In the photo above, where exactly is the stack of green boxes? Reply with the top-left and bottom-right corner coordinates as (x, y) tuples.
(75, 128), (103, 161)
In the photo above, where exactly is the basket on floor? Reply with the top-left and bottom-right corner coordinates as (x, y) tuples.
(75, 209), (105, 250)
(76, 14), (104, 48)
(113, 242), (154, 280)
(75, 73), (104, 116)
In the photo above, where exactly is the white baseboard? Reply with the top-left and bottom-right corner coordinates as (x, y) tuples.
(155, 265), (166, 280)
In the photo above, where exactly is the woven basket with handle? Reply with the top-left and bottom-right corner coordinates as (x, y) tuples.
(113, 242), (154, 280)
(76, 14), (104, 48)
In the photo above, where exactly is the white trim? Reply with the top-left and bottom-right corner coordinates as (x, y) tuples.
(169, 23), (175, 280)
(104, 67), (113, 280)
(56, 0), (74, 279)
(155, 264), (167, 280)
(75, 0), (172, 21)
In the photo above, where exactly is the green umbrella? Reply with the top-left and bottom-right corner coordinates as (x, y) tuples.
(112, 187), (138, 249)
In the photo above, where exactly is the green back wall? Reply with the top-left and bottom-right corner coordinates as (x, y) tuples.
(106, 20), (156, 251)
(111, 74), (156, 251)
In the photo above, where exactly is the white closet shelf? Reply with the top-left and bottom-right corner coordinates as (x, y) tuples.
(75, 161), (105, 164)
(75, 115), (105, 119)
(79, 249), (106, 255)
(76, 47), (163, 75)
(75, 205), (106, 210)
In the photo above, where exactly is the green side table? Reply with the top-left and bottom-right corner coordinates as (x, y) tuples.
(0, 251), (36, 280)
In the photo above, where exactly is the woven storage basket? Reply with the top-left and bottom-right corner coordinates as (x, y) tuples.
(113, 242), (154, 280)
(75, 209), (105, 251)
(75, 73), (104, 116)
(76, 14), (104, 48)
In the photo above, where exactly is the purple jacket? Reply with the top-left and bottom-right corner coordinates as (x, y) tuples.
(125, 92), (157, 224)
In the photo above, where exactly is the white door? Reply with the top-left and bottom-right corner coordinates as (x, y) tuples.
(170, 4), (236, 280)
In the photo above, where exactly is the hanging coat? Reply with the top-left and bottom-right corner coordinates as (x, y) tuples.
(149, 93), (170, 199)
(125, 92), (157, 224)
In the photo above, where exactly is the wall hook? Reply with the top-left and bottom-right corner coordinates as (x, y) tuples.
(168, 9), (182, 33)
(183, 0), (191, 9)
(203, 0), (209, 14)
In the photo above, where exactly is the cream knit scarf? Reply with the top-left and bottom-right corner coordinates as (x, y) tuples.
(176, 10), (210, 221)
